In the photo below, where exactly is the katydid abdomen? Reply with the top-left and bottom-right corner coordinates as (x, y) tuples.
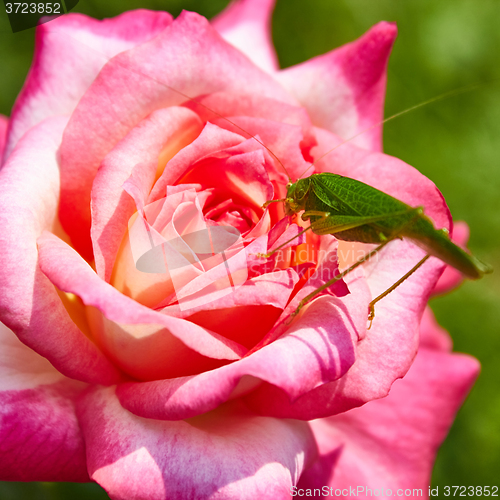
(403, 217), (492, 279)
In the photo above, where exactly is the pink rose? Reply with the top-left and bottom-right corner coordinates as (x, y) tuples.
(0, 1), (479, 498)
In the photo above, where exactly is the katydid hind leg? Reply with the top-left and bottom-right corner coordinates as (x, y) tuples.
(367, 254), (430, 329)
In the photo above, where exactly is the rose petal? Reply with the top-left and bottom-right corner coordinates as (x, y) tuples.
(277, 22), (397, 152)
(58, 11), (294, 259)
(0, 322), (88, 481)
(212, 0), (279, 73)
(150, 124), (276, 227)
(112, 185), (211, 309)
(149, 122), (249, 201)
(180, 145), (273, 213)
(117, 294), (359, 420)
(91, 106), (203, 281)
(37, 232), (250, 380)
(212, 115), (312, 182)
(297, 348), (479, 494)
(3, 10), (172, 162)
(0, 117), (121, 384)
(182, 91), (317, 171)
(183, 91), (313, 133)
(172, 269), (300, 349)
(79, 386), (316, 500)
(0, 322), (64, 392)
(243, 241), (445, 420)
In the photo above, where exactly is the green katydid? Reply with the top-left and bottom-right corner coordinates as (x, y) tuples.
(260, 171), (492, 323)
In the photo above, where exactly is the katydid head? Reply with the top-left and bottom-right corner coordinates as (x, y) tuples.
(284, 178), (310, 216)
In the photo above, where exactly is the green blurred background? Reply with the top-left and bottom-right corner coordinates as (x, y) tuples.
(0, 0), (498, 497)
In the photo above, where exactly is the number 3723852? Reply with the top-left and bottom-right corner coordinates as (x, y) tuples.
(443, 486), (498, 496)
(5, 3), (61, 14)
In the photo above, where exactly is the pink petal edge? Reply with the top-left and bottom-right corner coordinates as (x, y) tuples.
(0, 117), (121, 384)
(298, 348), (479, 496)
(0, 322), (88, 481)
(277, 22), (397, 152)
(0, 115), (8, 160)
(3, 10), (172, 162)
(212, 0), (279, 73)
(79, 386), (316, 500)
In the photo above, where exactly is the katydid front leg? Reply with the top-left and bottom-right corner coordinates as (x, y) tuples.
(255, 224), (314, 259)
(255, 209), (337, 259)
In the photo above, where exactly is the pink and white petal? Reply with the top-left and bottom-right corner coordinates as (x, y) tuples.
(149, 123), (247, 202)
(175, 270), (300, 349)
(37, 232), (250, 380)
(0, 322), (89, 481)
(146, 226), (303, 323)
(117, 294), (361, 421)
(0, 115), (8, 160)
(277, 22), (397, 152)
(79, 386), (315, 500)
(150, 126), (276, 224)
(3, 10), (172, 162)
(91, 106), (203, 281)
(183, 91), (317, 181)
(0, 117), (121, 384)
(244, 240), (444, 420)
(58, 11), (293, 259)
(432, 221), (469, 295)
(212, 116), (312, 181)
(183, 91), (313, 133)
(212, 0), (279, 73)
(0, 320), (65, 391)
(180, 148), (273, 214)
(297, 348), (479, 496)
